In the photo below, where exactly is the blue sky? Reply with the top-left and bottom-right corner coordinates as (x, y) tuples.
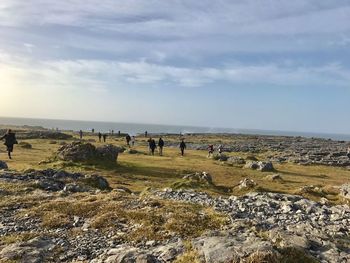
(0, 0), (350, 134)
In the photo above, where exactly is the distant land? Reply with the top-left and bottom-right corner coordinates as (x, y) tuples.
(0, 116), (350, 141)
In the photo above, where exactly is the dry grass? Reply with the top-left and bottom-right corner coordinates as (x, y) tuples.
(2, 133), (350, 203)
(25, 193), (228, 242)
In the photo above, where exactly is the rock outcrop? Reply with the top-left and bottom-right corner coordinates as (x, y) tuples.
(57, 142), (122, 163)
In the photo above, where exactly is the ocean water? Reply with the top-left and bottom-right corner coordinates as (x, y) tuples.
(1, 116), (350, 141)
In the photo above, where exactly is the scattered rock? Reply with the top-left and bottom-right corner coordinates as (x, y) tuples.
(19, 141), (32, 149)
(0, 237), (55, 263)
(244, 161), (274, 172)
(227, 156), (246, 165)
(0, 160), (8, 169)
(212, 154), (228, 161)
(84, 174), (110, 190)
(265, 174), (283, 181)
(339, 184), (350, 199)
(183, 172), (213, 184)
(238, 178), (256, 190)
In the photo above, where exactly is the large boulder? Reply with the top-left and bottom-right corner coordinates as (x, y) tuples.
(57, 142), (96, 162)
(96, 144), (121, 162)
(56, 142), (121, 163)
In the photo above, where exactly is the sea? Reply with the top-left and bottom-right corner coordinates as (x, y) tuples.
(1, 116), (350, 141)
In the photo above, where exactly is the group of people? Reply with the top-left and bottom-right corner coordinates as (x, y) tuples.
(2, 128), (350, 160)
(145, 137), (186, 156)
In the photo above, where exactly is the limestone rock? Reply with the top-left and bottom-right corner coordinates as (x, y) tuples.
(0, 237), (54, 263)
(238, 178), (256, 190)
(227, 156), (246, 165)
(183, 172), (213, 184)
(265, 174), (282, 181)
(84, 174), (110, 190)
(0, 160), (8, 169)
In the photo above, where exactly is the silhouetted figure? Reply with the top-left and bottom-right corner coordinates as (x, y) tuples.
(131, 136), (135, 147)
(207, 144), (214, 158)
(149, 138), (157, 155)
(79, 130), (83, 139)
(180, 139), (186, 156)
(0, 129), (18, 159)
(92, 128), (95, 133)
(98, 132), (102, 142)
(145, 131), (148, 137)
(158, 137), (164, 156)
(118, 131), (121, 136)
(111, 130), (114, 135)
(103, 134), (107, 143)
(126, 134), (131, 147)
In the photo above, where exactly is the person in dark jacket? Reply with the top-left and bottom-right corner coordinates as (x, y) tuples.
(126, 134), (131, 147)
(98, 132), (102, 142)
(102, 134), (107, 142)
(180, 138), (186, 156)
(79, 130), (83, 139)
(149, 138), (157, 155)
(158, 137), (164, 156)
(0, 129), (18, 159)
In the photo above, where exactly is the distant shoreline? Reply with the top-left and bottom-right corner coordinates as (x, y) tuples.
(0, 116), (349, 141)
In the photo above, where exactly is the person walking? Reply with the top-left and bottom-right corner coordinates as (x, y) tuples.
(218, 145), (223, 155)
(102, 134), (107, 142)
(98, 132), (102, 142)
(131, 136), (135, 147)
(158, 137), (164, 156)
(79, 130), (83, 139)
(207, 144), (214, 158)
(149, 138), (157, 155)
(0, 129), (18, 159)
(126, 134), (131, 147)
(180, 138), (186, 156)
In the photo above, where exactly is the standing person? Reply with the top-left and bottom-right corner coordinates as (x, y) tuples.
(92, 128), (95, 134)
(207, 144), (214, 158)
(79, 130), (83, 139)
(145, 131), (148, 138)
(131, 136), (135, 147)
(218, 145), (223, 155)
(158, 137), (164, 156)
(126, 134), (131, 147)
(180, 138), (186, 156)
(98, 132), (102, 142)
(118, 131), (121, 136)
(0, 129), (18, 159)
(149, 138), (157, 155)
(103, 134), (107, 142)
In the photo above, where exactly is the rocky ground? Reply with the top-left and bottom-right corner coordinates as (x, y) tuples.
(0, 166), (349, 262)
(165, 134), (350, 167)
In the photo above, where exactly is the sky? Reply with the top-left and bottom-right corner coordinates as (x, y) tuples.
(0, 0), (350, 134)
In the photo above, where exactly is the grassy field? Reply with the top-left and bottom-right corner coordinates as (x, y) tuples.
(2, 132), (350, 203)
